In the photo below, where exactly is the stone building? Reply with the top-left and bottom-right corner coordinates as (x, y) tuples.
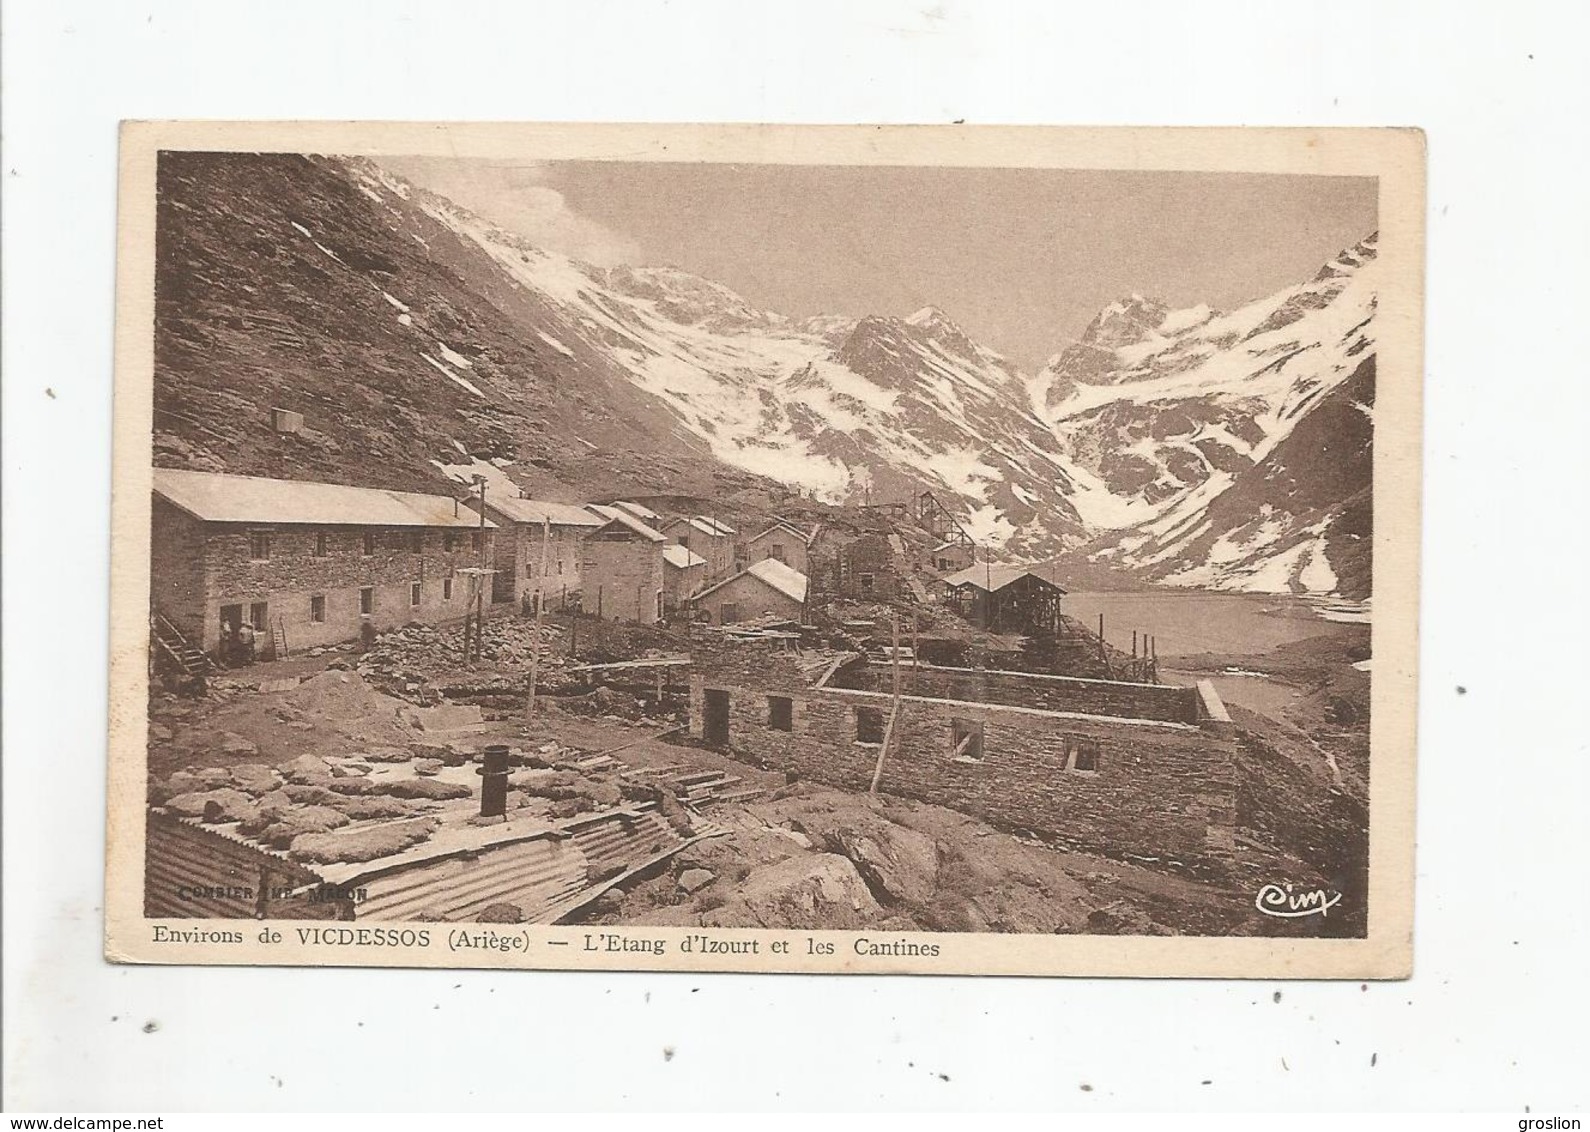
(692, 558), (809, 625)
(688, 636), (1239, 864)
(467, 495), (604, 610)
(925, 538), (975, 574)
(827, 531), (904, 600)
(661, 515), (737, 582)
(745, 520), (812, 577)
(150, 468), (495, 658)
(662, 544), (707, 612)
(581, 505), (668, 624)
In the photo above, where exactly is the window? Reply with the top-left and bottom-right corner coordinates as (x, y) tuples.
(770, 543), (785, 562)
(471, 530), (483, 551)
(444, 531), (457, 552)
(950, 717), (984, 762)
(556, 560), (563, 575)
(527, 561), (538, 578)
(443, 577), (453, 601)
(768, 695), (793, 732)
(859, 572), (874, 593)
(855, 706), (884, 745)
(362, 530), (376, 556)
(410, 582), (422, 607)
(249, 602), (268, 630)
(408, 530), (424, 553)
(313, 530), (328, 558)
(310, 595), (326, 623)
(359, 587), (374, 615)
(248, 530), (271, 561)
(678, 534), (690, 551)
(1070, 738), (1100, 773)
(719, 602), (739, 624)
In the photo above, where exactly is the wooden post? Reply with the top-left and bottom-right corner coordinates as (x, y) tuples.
(473, 478), (488, 664)
(1098, 613), (1105, 658)
(911, 610), (919, 671)
(525, 516), (551, 729)
(869, 611), (903, 796)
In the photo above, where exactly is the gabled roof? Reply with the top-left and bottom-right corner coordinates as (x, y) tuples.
(696, 558), (809, 606)
(152, 468), (495, 529)
(482, 496), (606, 528)
(666, 515), (736, 538)
(585, 504), (669, 542)
(941, 564), (1066, 594)
(611, 500), (661, 522)
(662, 544), (707, 570)
(748, 520), (810, 546)
(931, 539), (972, 554)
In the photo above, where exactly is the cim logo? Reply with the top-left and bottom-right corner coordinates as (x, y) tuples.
(1255, 882), (1343, 919)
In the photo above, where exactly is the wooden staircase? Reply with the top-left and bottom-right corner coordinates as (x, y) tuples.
(150, 612), (215, 680)
(270, 617), (290, 661)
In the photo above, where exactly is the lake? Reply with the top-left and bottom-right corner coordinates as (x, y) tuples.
(1062, 589), (1368, 660)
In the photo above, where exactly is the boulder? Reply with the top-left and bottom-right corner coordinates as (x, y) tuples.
(678, 868), (716, 894)
(164, 788), (259, 825)
(476, 902), (525, 924)
(228, 763), (282, 796)
(823, 823), (940, 907)
(413, 758), (443, 777)
(703, 854), (881, 930)
(376, 777), (472, 801)
(257, 805), (350, 849)
(280, 753), (333, 785)
(282, 784), (341, 805)
(148, 722), (175, 743)
(331, 794), (418, 821)
(362, 747), (412, 764)
(220, 733), (259, 757)
(287, 818), (438, 864)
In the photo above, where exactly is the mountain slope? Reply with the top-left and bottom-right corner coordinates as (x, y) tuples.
(1031, 236), (1379, 597)
(151, 152), (1375, 597)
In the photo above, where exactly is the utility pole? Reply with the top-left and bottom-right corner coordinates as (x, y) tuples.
(869, 610), (902, 797)
(524, 515), (551, 729)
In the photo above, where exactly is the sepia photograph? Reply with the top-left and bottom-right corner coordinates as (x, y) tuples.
(105, 123), (1422, 975)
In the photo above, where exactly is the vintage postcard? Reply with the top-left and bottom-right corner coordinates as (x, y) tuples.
(105, 122), (1423, 977)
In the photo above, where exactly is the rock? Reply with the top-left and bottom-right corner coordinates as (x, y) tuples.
(164, 788), (259, 825)
(282, 784), (341, 805)
(548, 797), (594, 820)
(287, 720), (317, 731)
(220, 733), (258, 757)
(475, 902), (525, 923)
(148, 723), (175, 743)
(509, 768), (578, 798)
(329, 762), (370, 778)
(330, 794), (417, 820)
(824, 823), (940, 906)
(678, 868), (716, 894)
(163, 770), (208, 796)
(280, 753), (333, 785)
(228, 763), (282, 796)
(413, 758), (443, 777)
(703, 854), (881, 929)
(586, 781), (623, 808)
(376, 778), (471, 801)
(363, 747), (412, 763)
(287, 817), (438, 863)
(257, 805), (350, 849)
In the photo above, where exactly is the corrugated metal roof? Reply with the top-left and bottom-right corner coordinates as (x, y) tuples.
(152, 468), (494, 529)
(484, 496), (606, 528)
(585, 504), (669, 542)
(663, 544), (707, 570)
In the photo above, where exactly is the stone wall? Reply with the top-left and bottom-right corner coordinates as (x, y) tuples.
(150, 499), (210, 641)
(824, 661), (1201, 723)
(580, 536), (664, 624)
(687, 639), (1237, 862)
(696, 572), (804, 625)
(194, 520), (492, 652)
(503, 523), (586, 609)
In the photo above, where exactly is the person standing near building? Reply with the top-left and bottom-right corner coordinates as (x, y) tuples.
(235, 620), (256, 665)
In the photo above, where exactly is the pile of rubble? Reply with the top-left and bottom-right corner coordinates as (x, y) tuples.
(354, 618), (572, 701)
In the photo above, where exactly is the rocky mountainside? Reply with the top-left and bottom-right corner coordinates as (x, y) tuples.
(1031, 236), (1379, 598)
(151, 153), (1376, 597)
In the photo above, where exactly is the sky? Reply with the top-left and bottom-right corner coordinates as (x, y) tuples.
(382, 158), (1377, 372)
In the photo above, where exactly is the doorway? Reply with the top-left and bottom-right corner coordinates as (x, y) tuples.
(703, 689), (731, 747)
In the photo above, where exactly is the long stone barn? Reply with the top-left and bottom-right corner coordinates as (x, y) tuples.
(688, 635), (1240, 866)
(150, 468), (496, 658)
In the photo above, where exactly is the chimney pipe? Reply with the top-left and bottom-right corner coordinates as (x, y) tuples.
(478, 745), (509, 818)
